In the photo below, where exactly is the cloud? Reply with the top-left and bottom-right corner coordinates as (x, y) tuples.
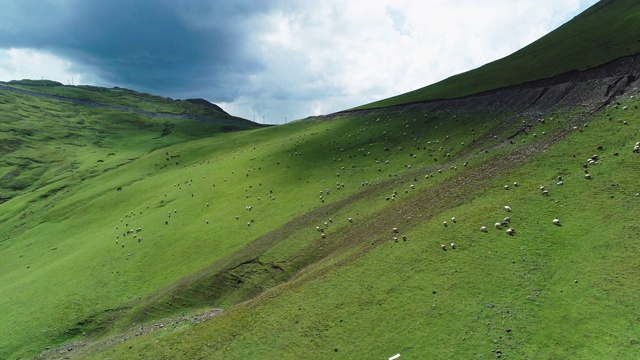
(0, 0), (598, 123)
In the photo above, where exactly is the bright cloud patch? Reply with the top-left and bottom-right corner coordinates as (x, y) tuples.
(0, 48), (84, 85)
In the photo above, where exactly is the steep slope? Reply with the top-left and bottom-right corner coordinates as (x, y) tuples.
(2, 2), (640, 359)
(357, 0), (640, 109)
(27, 54), (640, 359)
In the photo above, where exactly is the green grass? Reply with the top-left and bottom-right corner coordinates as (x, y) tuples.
(2, 80), (253, 123)
(3, 86), (640, 359)
(87, 95), (640, 360)
(2, 2), (640, 359)
(356, 0), (640, 109)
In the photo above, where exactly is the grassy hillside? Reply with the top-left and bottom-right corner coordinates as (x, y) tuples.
(356, 0), (640, 109)
(4, 80), (242, 121)
(2, 2), (640, 359)
(0, 83), (260, 201)
(14, 89), (637, 360)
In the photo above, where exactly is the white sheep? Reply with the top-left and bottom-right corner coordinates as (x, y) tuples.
(451, 217), (456, 223)
(393, 227), (399, 233)
(443, 221), (448, 227)
(441, 244), (447, 251)
(450, 242), (456, 249)
(503, 217), (511, 224)
(506, 228), (515, 235)
(495, 222), (502, 229)
(553, 218), (560, 225)
(480, 226), (488, 232)
(504, 206), (512, 212)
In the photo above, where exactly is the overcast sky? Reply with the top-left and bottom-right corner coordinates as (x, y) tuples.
(0, 0), (598, 124)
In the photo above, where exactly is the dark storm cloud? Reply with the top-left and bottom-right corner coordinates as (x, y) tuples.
(0, 0), (270, 101)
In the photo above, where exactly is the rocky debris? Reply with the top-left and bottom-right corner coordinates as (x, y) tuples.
(36, 307), (224, 359)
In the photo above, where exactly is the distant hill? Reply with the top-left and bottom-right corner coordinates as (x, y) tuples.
(3, 80), (251, 123)
(0, 81), (263, 201)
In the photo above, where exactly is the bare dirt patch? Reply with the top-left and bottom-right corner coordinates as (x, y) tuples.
(35, 307), (223, 360)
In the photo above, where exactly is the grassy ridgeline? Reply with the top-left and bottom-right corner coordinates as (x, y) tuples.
(356, 0), (640, 109)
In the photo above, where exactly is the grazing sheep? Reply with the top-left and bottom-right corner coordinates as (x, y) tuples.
(443, 221), (448, 227)
(451, 217), (457, 223)
(633, 142), (640, 153)
(585, 173), (592, 179)
(480, 226), (488, 232)
(504, 206), (512, 212)
(503, 217), (511, 224)
(504, 185), (510, 190)
(542, 189), (549, 196)
(441, 244), (447, 251)
(349, 217), (353, 223)
(495, 222), (502, 229)
(513, 182), (519, 187)
(393, 227), (399, 233)
(506, 228), (515, 235)
(553, 218), (561, 225)
(450, 242), (456, 249)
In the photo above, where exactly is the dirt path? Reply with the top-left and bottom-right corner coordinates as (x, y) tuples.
(35, 307), (224, 360)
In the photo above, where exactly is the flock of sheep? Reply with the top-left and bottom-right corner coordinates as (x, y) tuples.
(110, 103), (637, 263)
